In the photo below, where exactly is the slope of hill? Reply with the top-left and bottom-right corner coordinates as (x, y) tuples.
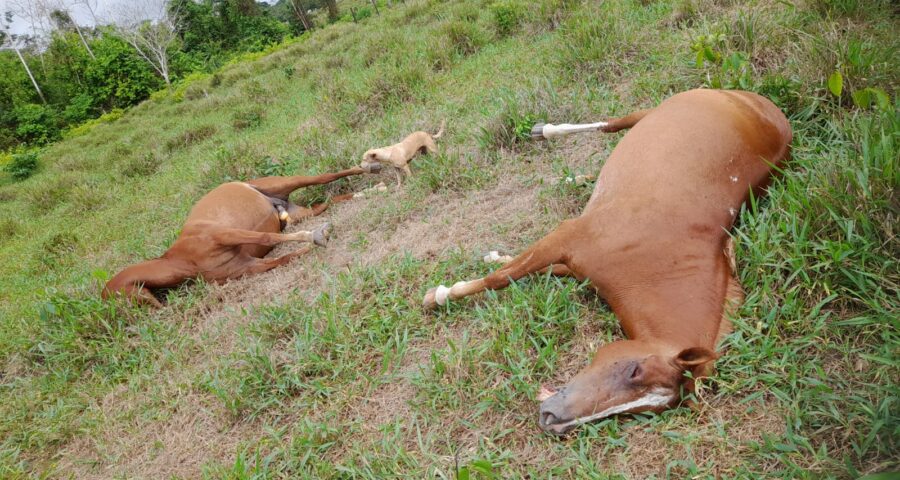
(0, 0), (897, 478)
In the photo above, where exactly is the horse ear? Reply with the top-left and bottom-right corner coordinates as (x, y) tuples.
(673, 347), (718, 369)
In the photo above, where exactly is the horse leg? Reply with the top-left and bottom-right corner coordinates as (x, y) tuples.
(601, 108), (654, 133)
(211, 224), (331, 247)
(487, 253), (583, 280)
(423, 219), (580, 309)
(103, 258), (195, 308)
(283, 193), (356, 224)
(246, 167), (367, 200)
(236, 247), (314, 276)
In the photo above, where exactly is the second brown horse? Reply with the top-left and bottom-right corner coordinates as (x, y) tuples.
(103, 165), (378, 307)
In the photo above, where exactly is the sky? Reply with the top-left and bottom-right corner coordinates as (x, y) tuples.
(1, 0), (122, 36)
(1, 0), (279, 36)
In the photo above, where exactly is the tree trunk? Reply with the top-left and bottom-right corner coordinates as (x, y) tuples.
(290, 0), (312, 31)
(325, 0), (339, 22)
(14, 47), (46, 104)
(159, 53), (170, 85)
(73, 22), (96, 60)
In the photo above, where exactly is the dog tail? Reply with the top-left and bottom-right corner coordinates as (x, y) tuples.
(433, 119), (446, 139)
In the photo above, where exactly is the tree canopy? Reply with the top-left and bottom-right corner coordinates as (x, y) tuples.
(0, 0), (333, 152)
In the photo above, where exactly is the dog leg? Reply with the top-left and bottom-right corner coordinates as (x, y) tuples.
(424, 137), (438, 154)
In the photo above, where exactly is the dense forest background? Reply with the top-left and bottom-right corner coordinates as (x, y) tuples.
(0, 0), (342, 153)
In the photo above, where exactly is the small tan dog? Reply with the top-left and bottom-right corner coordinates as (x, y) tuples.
(361, 121), (445, 186)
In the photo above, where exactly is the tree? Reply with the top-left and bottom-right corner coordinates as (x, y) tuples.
(7, 0), (54, 72)
(111, 0), (181, 85)
(72, 0), (99, 25)
(1, 11), (47, 103)
(84, 33), (162, 108)
(49, 6), (95, 59)
(289, 0), (313, 31)
(324, 0), (338, 22)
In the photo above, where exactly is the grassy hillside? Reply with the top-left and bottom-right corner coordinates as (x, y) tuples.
(0, 0), (897, 478)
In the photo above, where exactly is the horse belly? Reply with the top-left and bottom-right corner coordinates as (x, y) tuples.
(186, 182), (281, 233)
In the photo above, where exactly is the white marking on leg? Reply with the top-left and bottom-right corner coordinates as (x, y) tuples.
(484, 251), (502, 263)
(451, 280), (469, 290)
(434, 285), (451, 306)
(353, 182), (389, 199)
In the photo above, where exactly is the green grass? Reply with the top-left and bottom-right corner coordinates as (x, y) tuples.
(0, 0), (897, 478)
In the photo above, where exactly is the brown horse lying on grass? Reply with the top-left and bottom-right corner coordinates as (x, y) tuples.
(423, 89), (792, 435)
(103, 165), (379, 307)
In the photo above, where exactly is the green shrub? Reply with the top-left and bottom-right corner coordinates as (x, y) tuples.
(445, 20), (489, 56)
(62, 109), (125, 139)
(13, 104), (59, 145)
(164, 124), (218, 151)
(558, 2), (634, 77)
(41, 232), (79, 263)
(61, 94), (95, 124)
(811, 0), (883, 17)
(120, 151), (163, 178)
(172, 72), (212, 102)
(84, 35), (162, 109)
(232, 109), (264, 130)
(4, 150), (39, 181)
(355, 6), (373, 21)
(0, 218), (19, 241)
(23, 173), (77, 212)
(491, 1), (526, 36)
(478, 92), (549, 151)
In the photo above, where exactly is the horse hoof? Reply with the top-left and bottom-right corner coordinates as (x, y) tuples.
(313, 223), (331, 247)
(363, 163), (382, 174)
(423, 288), (438, 310)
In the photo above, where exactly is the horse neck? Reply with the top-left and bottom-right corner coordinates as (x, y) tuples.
(609, 262), (730, 351)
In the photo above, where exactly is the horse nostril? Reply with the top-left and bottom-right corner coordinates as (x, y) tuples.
(541, 410), (558, 427)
